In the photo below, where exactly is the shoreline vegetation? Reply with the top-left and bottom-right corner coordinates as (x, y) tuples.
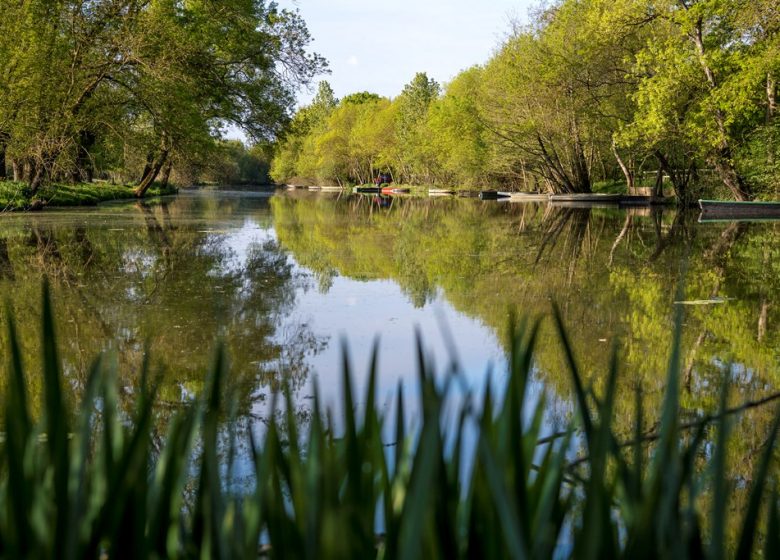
(4, 284), (778, 558)
(271, 1), (779, 205)
(0, 181), (179, 212)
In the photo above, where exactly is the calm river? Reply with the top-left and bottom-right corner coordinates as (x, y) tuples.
(1, 186), (778, 481)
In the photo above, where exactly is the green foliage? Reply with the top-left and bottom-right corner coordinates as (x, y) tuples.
(0, 0), (325, 193)
(271, 0), (780, 201)
(2, 283), (779, 557)
(201, 141), (273, 186)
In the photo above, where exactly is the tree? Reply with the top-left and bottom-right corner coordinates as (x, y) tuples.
(480, 11), (596, 193)
(395, 73), (440, 184)
(426, 67), (490, 187)
(0, 0), (325, 195)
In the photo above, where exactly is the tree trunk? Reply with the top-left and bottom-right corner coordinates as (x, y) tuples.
(653, 168), (664, 198)
(570, 118), (591, 193)
(12, 160), (22, 182)
(159, 161), (173, 189)
(29, 164), (45, 195)
(611, 140), (634, 193)
(0, 132), (7, 180)
(74, 131), (96, 183)
(690, 18), (751, 201)
(655, 151), (694, 206)
(139, 153), (154, 184)
(758, 299), (769, 342)
(712, 156), (751, 201)
(134, 152), (168, 198)
(24, 160), (35, 183)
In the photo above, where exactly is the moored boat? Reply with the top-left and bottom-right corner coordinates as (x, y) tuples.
(429, 188), (455, 195)
(355, 186), (381, 194)
(549, 193), (623, 203)
(479, 190), (510, 200)
(498, 191), (550, 202)
(699, 199), (780, 221)
(550, 193), (667, 207)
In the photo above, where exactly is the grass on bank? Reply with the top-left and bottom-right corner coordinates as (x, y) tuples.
(0, 181), (178, 211)
(1, 283), (779, 558)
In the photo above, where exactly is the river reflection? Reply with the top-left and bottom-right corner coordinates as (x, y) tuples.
(1, 188), (779, 494)
(273, 190), (780, 486)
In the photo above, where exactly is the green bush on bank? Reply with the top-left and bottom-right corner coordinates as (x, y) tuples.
(1, 284), (778, 558)
(0, 181), (178, 211)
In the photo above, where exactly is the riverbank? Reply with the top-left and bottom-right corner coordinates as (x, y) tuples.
(0, 181), (178, 211)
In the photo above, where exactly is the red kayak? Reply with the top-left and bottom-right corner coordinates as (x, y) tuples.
(381, 186), (395, 194)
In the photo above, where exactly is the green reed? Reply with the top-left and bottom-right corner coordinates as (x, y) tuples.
(0, 283), (778, 559)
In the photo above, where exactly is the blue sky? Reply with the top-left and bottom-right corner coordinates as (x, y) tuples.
(285, 0), (533, 103)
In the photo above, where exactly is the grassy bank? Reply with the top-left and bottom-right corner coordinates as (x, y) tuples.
(0, 181), (178, 211)
(1, 284), (779, 558)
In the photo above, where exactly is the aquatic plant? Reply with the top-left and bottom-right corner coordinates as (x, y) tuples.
(0, 284), (778, 558)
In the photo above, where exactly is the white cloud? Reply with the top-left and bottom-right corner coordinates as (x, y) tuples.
(347, 55), (359, 66)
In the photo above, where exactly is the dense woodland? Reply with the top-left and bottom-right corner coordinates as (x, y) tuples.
(0, 0), (323, 196)
(272, 0), (780, 203)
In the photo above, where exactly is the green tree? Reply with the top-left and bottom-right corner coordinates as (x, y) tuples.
(426, 67), (490, 187)
(395, 72), (440, 183)
(0, 0), (324, 195)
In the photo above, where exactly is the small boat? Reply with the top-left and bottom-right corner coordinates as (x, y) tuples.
(699, 199), (780, 221)
(355, 186), (381, 194)
(479, 190), (510, 200)
(391, 188), (410, 194)
(429, 188), (455, 195)
(549, 193), (624, 203)
(498, 191), (550, 202)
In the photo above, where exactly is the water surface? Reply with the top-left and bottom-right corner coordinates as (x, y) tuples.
(1, 187), (778, 479)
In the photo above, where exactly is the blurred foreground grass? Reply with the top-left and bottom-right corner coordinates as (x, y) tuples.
(0, 283), (778, 558)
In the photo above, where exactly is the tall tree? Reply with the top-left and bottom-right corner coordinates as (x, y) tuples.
(395, 72), (440, 183)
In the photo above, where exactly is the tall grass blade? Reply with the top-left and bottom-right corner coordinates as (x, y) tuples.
(477, 435), (528, 560)
(709, 371), (731, 560)
(552, 302), (593, 438)
(64, 357), (102, 560)
(41, 280), (70, 552)
(3, 312), (33, 557)
(734, 405), (780, 560)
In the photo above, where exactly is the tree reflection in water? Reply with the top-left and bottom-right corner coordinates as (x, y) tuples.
(272, 191), (780, 504)
(0, 194), (325, 439)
